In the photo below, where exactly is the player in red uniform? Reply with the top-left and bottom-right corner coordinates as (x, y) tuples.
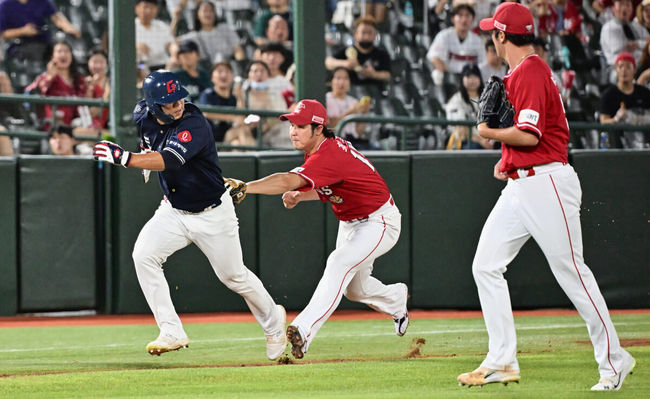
(242, 99), (409, 359)
(456, 2), (636, 390)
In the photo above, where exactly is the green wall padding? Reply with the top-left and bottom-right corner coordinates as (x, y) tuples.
(0, 158), (17, 315)
(18, 156), (96, 311)
(410, 152), (557, 309)
(572, 151), (650, 308)
(255, 153), (329, 310)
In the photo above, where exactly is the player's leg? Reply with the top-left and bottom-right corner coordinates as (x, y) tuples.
(459, 184), (530, 385)
(289, 214), (397, 356)
(522, 166), (634, 388)
(342, 210), (409, 334)
(191, 193), (286, 359)
(132, 200), (192, 353)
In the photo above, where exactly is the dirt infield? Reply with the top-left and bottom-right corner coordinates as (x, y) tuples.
(1, 309), (649, 328)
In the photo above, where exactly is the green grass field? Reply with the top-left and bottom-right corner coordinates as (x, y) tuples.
(1, 313), (648, 398)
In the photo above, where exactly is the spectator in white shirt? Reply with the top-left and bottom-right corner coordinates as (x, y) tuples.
(135, 0), (174, 70)
(427, 4), (486, 85)
(600, 0), (649, 67)
(326, 67), (371, 145)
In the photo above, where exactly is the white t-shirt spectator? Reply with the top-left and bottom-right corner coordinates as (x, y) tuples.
(179, 24), (241, 63)
(426, 27), (486, 74)
(600, 18), (648, 65)
(136, 18), (174, 68)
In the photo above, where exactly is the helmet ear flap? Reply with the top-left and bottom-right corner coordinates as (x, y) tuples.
(148, 103), (175, 124)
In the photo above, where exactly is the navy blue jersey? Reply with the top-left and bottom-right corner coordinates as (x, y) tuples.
(133, 100), (226, 212)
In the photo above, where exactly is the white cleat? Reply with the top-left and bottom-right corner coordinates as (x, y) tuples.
(265, 305), (288, 360)
(146, 333), (189, 356)
(393, 283), (409, 336)
(457, 366), (520, 387)
(591, 355), (636, 391)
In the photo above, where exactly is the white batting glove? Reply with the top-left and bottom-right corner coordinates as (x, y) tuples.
(93, 140), (131, 168)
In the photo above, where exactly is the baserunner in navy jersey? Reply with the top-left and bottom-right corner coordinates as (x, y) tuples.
(93, 70), (287, 360)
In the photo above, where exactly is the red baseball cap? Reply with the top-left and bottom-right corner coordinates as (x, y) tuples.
(479, 2), (534, 35)
(279, 99), (327, 126)
(615, 52), (636, 67)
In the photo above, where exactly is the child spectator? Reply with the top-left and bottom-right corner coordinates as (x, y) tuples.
(199, 61), (242, 142)
(325, 67), (371, 146)
(173, 40), (211, 102)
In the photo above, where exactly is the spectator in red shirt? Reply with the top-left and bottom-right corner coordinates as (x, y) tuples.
(25, 40), (85, 129)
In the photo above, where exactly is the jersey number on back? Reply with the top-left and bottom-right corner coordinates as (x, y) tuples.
(348, 143), (375, 172)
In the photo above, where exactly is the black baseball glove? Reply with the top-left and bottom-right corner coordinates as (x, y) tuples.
(224, 178), (247, 205)
(477, 76), (515, 129)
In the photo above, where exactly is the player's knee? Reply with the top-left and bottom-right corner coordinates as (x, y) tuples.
(132, 243), (157, 269)
(219, 270), (248, 292)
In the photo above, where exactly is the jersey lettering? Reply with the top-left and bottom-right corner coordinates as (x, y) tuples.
(317, 186), (333, 196)
(518, 109), (539, 126)
(350, 147), (375, 172)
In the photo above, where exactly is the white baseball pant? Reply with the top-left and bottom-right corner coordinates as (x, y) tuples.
(132, 191), (282, 339)
(292, 198), (408, 353)
(472, 163), (632, 377)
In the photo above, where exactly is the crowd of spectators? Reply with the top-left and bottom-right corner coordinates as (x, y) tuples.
(0, 0), (649, 155)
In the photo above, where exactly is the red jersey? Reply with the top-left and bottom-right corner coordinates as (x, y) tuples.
(500, 54), (569, 172)
(290, 137), (391, 221)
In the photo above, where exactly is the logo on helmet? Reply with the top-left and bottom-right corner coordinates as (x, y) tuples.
(178, 130), (192, 143)
(166, 80), (176, 94)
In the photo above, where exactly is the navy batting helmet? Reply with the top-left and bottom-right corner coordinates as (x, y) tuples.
(142, 70), (189, 124)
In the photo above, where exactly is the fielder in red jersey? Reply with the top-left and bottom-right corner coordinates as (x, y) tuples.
(456, 2), (636, 391)
(243, 99), (409, 359)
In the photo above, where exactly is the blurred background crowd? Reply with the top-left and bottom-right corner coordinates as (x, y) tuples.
(0, 0), (649, 157)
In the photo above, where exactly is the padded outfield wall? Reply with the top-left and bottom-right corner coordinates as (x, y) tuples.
(0, 151), (647, 315)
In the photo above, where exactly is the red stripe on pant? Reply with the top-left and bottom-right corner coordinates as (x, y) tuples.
(305, 216), (387, 341)
(549, 175), (616, 374)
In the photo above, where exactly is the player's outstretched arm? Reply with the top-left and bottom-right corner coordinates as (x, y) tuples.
(247, 172), (308, 195)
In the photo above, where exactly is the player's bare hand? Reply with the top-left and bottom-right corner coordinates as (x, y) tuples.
(21, 23), (39, 37)
(493, 159), (507, 181)
(282, 191), (300, 209)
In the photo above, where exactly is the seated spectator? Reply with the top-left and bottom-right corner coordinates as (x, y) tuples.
(25, 40), (85, 129)
(325, 17), (391, 88)
(478, 40), (507, 83)
(0, 0), (80, 62)
(600, 0), (649, 70)
(326, 67), (372, 147)
(258, 14), (293, 48)
(178, 0), (245, 63)
(80, 48), (109, 131)
(254, 0), (292, 46)
(599, 52), (650, 147)
(173, 40), (211, 102)
(259, 42), (293, 93)
(48, 124), (90, 155)
(135, 0), (174, 71)
(0, 125), (13, 156)
(445, 64), (493, 149)
(426, 4), (485, 85)
(199, 61), (242, 142)
(637, 0), (650, 34)
(226, 60), (288, 148)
